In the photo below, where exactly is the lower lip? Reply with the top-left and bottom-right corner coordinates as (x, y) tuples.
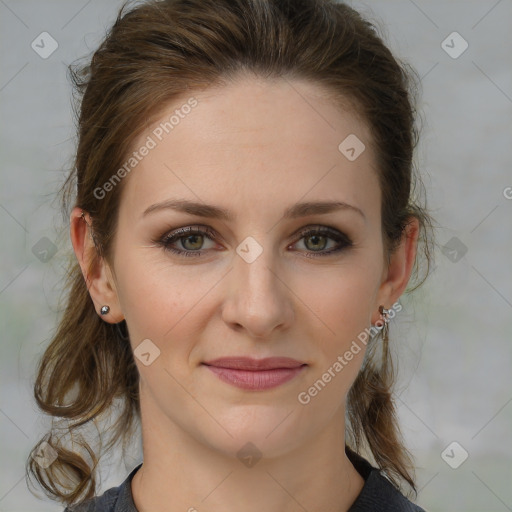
(203, 364), (306, 390)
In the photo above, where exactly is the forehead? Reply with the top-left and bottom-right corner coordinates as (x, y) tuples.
(118, 75), (379, 221)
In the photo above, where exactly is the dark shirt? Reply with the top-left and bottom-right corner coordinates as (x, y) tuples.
(64, 449), (426, 511)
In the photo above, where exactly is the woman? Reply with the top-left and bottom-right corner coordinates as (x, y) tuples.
(26, 0), (434, 510)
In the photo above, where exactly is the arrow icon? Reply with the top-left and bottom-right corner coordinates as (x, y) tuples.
(32, 441), (58, 468)
(447, 248), (458, 259)
(236, 237), (263, 263)
(237, 441), (262, 467)
(32, 236), (58, 262)
(338, 134), (365, 161)
(135, 339), (161, 365)
(31, 31), (59, 59)
(441, 32), (468, 59)
(441, 441), (468, 469)
(441, 237), (467, 262)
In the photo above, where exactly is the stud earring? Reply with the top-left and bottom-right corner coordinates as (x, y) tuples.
(100, 305), (110, 315)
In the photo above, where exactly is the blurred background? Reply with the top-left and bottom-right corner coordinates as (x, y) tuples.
(1, 1), (511, 511)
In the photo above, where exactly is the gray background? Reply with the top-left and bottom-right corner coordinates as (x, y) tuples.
(1, 1), (511, 511)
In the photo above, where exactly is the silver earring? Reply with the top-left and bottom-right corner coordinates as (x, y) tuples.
(100, 305), (110, 315)
(378, 305), (390, 322)
(378, 305), (390, 360)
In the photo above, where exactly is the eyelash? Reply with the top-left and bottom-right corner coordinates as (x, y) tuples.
(154, 224), (353, 258)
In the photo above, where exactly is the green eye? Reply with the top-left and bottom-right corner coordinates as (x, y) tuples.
(157, 225), (353, 258)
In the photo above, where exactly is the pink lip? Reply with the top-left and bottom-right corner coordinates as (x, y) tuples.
(203, 357), (305, 370)
(202, 357), (307, 390)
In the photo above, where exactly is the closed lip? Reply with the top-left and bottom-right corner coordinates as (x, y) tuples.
(202, 357), (306, 371)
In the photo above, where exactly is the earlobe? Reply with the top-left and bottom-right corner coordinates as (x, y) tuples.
(372, 217), (420, 324)
(69, 206), (124, 323)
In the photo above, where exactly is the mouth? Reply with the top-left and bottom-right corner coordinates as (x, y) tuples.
(201, 357), (307, 390)
(202, 356), (306, 370)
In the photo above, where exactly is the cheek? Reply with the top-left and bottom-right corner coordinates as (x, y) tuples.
(291, 272), (376, 413)
(114, 249), (222, 354)
(294, 259), (380, 339)
(290, 259), (381, 401)
(112, 244), (168, 334)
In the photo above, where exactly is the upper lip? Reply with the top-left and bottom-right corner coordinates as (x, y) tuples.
(202, 357), (306, 370)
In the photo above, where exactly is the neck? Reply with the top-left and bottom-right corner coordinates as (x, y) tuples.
(131, 385), (365, 512)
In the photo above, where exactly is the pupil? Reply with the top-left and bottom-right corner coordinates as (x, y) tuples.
(307, 235), (325, 251)
(183, 235), (202, 250)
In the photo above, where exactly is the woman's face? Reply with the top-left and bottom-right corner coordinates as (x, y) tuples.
(101, 76), (407, 458)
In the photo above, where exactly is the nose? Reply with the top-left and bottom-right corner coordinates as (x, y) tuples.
(221, 241), (294, 339)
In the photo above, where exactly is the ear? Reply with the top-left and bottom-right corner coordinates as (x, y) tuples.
(371, 217), (420, 325)
(69, 206), (124, 323)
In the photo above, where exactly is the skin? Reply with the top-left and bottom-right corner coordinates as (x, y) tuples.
(70, 74), (419, 512)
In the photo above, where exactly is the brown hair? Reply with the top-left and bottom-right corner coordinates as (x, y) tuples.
(26, 0), (435, 507)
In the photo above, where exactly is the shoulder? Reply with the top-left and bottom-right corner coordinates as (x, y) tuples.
(62, 464), (142, 512)
(346, 448), (427, 512)
(349, 470), (427, 511)
(64, 485), (121, 512)
(62, 486), (120, 512)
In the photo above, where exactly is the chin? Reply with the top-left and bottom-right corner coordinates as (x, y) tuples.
(200, 410), (309, 461)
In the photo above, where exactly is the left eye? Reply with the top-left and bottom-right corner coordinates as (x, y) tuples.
(158, 226), (218, 257)
(157, 225), (352, 258)
(291, 226), (353, 257)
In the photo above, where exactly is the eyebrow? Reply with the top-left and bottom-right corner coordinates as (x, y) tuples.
(142, 199), (366, 221)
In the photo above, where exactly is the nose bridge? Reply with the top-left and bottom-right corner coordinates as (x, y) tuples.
(223, 233), (292, 336)
(234, 234), (280, 302)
